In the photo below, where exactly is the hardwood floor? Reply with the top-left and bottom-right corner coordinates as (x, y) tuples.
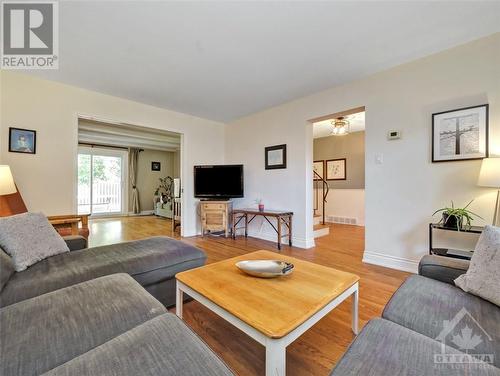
(88, 216), (409, 376)
(88, 215), (180, 248)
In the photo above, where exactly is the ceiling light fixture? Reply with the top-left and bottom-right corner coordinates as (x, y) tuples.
(330, 117), (350, 136)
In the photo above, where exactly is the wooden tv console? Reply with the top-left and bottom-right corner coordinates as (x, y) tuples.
(200, 200), (232, 237)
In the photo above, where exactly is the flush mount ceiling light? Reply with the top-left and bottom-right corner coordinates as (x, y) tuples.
(330, 117), (350, 136)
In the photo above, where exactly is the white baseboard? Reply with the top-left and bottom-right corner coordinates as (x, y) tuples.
(128, 210), (154, 216)
(362, 250), (418, 274)
(313, 227), (329, 238)
(247, 229), (315, 249)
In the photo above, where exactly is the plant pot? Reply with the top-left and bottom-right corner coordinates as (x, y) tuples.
(258, 204), (264, 212)
(442, 213), (462, 230)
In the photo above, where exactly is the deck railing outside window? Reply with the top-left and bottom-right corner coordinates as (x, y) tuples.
(78, 181), (122, 214)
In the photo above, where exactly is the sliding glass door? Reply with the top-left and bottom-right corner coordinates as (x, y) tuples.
(77, 146), (128, 216)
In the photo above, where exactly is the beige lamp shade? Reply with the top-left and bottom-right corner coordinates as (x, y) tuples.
(0, 165), (16, 195)
(478, 158), (500, 188)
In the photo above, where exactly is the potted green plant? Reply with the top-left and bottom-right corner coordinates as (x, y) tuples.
(432, 200), (482, 230)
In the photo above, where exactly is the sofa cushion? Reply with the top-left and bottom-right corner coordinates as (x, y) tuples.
(383, 275), (500, 367)
(418, 254), (469, 285)
(0, 236), (206, 307)
(0, 247), (15, 292)
(330, 318), (500, 376)
(0, 212), (69, 271)
(0, 273), (166, 376)
(42, 314), (233, 376)
(455, 225), (500, 306)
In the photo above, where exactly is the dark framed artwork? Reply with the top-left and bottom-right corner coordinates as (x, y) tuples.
(432, 104), (489, 162)
(151, 161), (161, 171)
(313, 160), (324, 180)
(265, 144), (287, 169)
(9, 127), (36, 154)
(326, 158), (346, 180)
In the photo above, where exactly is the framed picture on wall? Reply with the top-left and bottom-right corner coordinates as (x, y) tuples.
(151, 161), (161, 171)
(9, 127), (36, 154)
(265, 144), (287, 169)
(313, 160), (324, 180)
(326, 158), (346, 180)
(432, 104), (489, 162)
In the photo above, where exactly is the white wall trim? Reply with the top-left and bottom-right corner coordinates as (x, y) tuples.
(247, 229), (315, 249)
(128, 210), (155, 216)
(362, 250), (418, 274)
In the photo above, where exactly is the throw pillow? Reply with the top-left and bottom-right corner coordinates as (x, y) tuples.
(0, 212), (70, 272)
(455, 225), (500, 306)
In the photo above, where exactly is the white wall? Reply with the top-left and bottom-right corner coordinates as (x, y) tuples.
(226, 112), (314, 248)
(226, 33), (500, 271)
(315, 189), (365, 226)
(0, 71), (225, 237)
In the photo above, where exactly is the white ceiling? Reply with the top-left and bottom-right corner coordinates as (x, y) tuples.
(28, 1), (500, 122)
(313, 112), (365, 139)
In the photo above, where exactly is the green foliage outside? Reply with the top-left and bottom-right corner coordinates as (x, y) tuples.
(78, 154), (121, 185)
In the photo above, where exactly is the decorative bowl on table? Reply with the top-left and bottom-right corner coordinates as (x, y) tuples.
(236, 260), (294, 278)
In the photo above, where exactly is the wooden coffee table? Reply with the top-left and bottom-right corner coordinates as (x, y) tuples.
(176, 250), (360, 376)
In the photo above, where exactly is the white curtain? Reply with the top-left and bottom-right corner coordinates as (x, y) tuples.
(129, 148), (141, 214)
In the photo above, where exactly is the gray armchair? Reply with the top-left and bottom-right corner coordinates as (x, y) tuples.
(418, 254), (470, 285)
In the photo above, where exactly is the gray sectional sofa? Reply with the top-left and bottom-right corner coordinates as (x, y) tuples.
(0, 235), (206, 307)
(1, 273), (233, 376)
(0, 235), (235, 375)
(331, 255), (500, 376)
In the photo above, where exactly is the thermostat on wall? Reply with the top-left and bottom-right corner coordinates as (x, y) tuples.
(387, 130), (401, 140)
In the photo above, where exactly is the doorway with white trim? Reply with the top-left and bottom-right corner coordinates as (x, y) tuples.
(310, 107), (366, 239)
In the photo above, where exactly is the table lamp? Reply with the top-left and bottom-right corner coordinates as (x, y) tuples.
(0, 165), (16, 195)
(478, 157), (500, 226)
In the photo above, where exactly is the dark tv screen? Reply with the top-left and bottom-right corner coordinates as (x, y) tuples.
(194, 165), (244, 198)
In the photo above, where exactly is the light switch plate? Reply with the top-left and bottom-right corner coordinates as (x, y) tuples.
(375, 153), (384, 164)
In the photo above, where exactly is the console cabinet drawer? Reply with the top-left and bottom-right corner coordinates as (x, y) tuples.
(202, 203), (225, 210)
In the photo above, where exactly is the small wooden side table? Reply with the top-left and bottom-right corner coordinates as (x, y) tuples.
(200, 201), (232, 237)
(49, 218), (80, 236)
(48, 214), (90, 238)
(232, 208), (293, 250)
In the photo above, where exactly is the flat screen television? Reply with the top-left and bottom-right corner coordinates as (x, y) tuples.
(194, 164), (244, 199)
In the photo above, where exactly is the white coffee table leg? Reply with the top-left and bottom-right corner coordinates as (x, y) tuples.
(352, 282), (359, 335)
(266, 339), (286, 376)
(176, 280), (183, 319)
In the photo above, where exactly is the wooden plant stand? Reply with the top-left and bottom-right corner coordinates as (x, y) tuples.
(232, 208), (293, 250)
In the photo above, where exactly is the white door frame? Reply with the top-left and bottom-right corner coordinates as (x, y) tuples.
(77, 145), (129, 217)
(74, 114), (185, 233)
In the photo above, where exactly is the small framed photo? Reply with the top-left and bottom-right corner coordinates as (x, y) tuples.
(432, 104), (489, 162)
(265, 144), (287, 170)
(313, 160), (324, 180)
(326, 158), (346, 180)
(151, 161), (161, 171)
(9, 127), (36, 154)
